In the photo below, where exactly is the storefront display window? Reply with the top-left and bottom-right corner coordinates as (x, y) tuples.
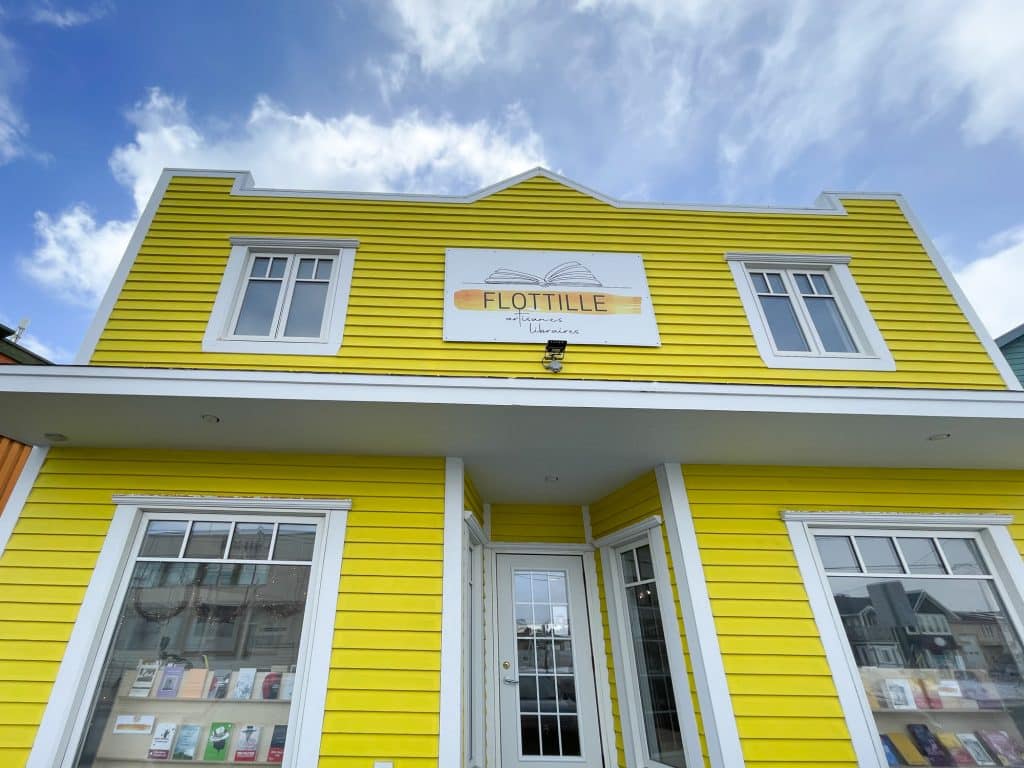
(814, 530), (1024, 767)
(73, 515), (320, 766)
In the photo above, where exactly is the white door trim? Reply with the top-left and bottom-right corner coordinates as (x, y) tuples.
(439, 457), (466, 767)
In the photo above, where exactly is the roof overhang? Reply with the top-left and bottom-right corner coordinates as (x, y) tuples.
(2, 366), (1024, 504)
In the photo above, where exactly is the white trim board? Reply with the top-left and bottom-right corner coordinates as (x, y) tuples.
(0, 445), (47, 557)
(656, 463), (745, 768)
(438, 457), (465, 767)
(3, 364), (1024, 418)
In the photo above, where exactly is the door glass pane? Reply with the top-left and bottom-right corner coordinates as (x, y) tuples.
(514, 569), (582, 758)
(73, 528), (311, 766)
(282, 281), (328, 338)
(759, 295), (811, 352)
(625, 577), (686, 767)
(804, 296), (857, 353)
(234, 279), (283, 337)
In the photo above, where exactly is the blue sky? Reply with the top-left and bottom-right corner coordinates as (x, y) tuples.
(1, 0), (1023, 362)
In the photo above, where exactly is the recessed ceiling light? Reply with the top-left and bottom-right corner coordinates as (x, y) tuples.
(201, 414), (221, 424)
(43, 432), (67, 442)
(927, 432), (952, 441)
(544, 475), (559, 483)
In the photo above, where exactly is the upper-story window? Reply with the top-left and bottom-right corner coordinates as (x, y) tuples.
(726, 253), (895, 371)
(203, 237), (357, 356)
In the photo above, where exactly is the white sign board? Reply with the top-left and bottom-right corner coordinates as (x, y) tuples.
(443, 248), (660, 346)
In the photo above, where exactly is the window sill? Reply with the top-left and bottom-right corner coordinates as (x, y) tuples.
(756, 352), (897, 371)
(201, 337), (342, 356)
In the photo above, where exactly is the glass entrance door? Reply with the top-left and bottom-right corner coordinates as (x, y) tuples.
(496, 554), (604, 767)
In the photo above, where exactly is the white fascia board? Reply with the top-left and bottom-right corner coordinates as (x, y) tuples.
(3, 365), (1024, 420)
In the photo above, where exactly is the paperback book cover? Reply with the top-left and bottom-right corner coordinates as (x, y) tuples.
(936, 732), (978, 766)
(231, 667), (256, 699)
(179, 668), (208, 699)
(907, 723), (954, 766)
(128, 660), (160, 697)
(880, 734), (905, 767)
(920, 678), (945, 709)
(172, 724), (202, 760)
(280, 672), (295, 700)
(147, 722), (177, 760)
(112, 714), (156, 735)
(978, 730), (1024, 766)
(885, 679), (921, 711)
(261, 672), (282, 700)
(957, 671), (1003, 710)
(156, 664), (184, 698)
(267, 725), (287, 763)
(206, 669), (231, 699)
(957, 733), (997, 766)
(234, 724), (261, 762)
(203, 722), (233, 762)
(886, 731), (930, 766)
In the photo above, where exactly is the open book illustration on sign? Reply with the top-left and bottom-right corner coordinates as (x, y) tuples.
(484, 261), (603, 287)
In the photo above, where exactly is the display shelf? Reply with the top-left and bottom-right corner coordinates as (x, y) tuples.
(95, 759), (281, 766)
(116, 696), (291, 705)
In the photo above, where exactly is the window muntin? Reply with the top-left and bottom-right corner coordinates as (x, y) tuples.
(814, 530), (1024, 768)
(619, 543), (686, 768)
(748, 268), (859, 356)
(230, 252), (336, 341)
(74, 516), (319, 766)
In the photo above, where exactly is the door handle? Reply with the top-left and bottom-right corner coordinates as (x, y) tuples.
(503, 675), (519, 685)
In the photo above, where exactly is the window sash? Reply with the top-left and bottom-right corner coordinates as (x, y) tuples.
(228, 252), (336, 342)
(748, 267), (861, 357)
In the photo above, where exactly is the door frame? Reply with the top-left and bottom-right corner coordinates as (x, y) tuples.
(484, 542), (617, 768)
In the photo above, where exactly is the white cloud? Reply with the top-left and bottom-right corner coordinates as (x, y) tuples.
(0, 316), (73, 363)
(26, 88), (546, 305)
(0, 28), (26, 163)
(955, 226), (1024, 337)
(31, 3), (109, 28)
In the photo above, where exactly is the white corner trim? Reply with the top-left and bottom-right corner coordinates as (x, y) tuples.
(581, 504), (593, 544)
(726, 253), (896, 372)
(439, 457), (465, 768)
(0, 445), (47, 557)
(893, 196), (1023, 391)
(110, 494), (352, 511)
(74, 172), (175, 364)
(483, 502), (492, 541)
(591, 514), (662, 548)
(781, 510), (1013, 527)
(655, 463), (745, 768)
(202, 239), (357, 356)
(582, 550), (618, 768)
(464, 509), (486, 544)
(785, 519), (887, 768)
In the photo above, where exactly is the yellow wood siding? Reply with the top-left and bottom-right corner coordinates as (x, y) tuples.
(0, 447), (445, 768)
(680, 464), (1024, 768)
(464, 472), (483, 526)
(489, 504), (585, 543)
(590, 472), (709, 767)
(0, 437), (31, 512)
(92, 175), (1005, 389)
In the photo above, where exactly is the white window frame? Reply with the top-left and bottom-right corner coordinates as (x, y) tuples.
(203, 237), (357, 355)
(596, 517), (704, 768)
(27, 495), (350, 768)
(726, 253), (895, 371)
(784, 511), (1024, 768)
(463, 511), (485, 768)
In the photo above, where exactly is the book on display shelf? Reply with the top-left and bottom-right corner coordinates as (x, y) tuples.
(886, 731), (930, 766)
(267, 724), (287, 763)
(206, 669), (231, 699)
(233, 724), (261, 762)
(977, 730), (1024, 766)
(880, 734), (905, 766)
(885, 679), (924, 711)
(906, 723), (953, 766)
(146, 722), (176, 760)
(179, 668), (208, 699)
(172, 724), (202, 760)
(231, 667), (257, 699)
(128, 660), (160, 698)
(203, 722), (233, 762)
(956, 733), (997, 766)
(155, 664), (184, 698)
(936, 732), (979, 766)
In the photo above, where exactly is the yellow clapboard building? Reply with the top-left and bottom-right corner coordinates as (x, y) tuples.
(1, 168), (1023, 768)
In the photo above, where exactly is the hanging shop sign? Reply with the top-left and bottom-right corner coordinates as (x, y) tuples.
(443, 248), (660, 346)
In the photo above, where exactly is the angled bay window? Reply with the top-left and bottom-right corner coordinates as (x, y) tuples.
(727, 253), (895, 371)
(203, 237), (357, 355)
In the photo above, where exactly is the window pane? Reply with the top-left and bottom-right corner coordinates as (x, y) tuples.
(816, 536), (860, 572)
(940, 538), (989, 576)
(315, 259), (333, 280)
(856, 537), (903, 574)
(297, 258), (316, 280)
(804, 296), (858, 353)
(228, 523), (274, 560)
(73, 556), (310, 766)
(282, 281), (328, 338)
(625, 581), (685, 767)
(759, 295), (811, 352)
(233, 279), (282, 336)
(751, 272), (769, 293)
(897, 537), (946, 575)
(268, 257), (287, 278)
(621, 550), (638, 583)
(183, 522), (231, 559)
(795, 273), (813, 294)
(766, 272), (786, 293)
(274, 524), (316, 561)
(810, 273), (831, 294)
(828, 571), (1024, 765)
(139, 520), (187, 557)
(251, 256), (270, 277)
(636, 545), (655, 581)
